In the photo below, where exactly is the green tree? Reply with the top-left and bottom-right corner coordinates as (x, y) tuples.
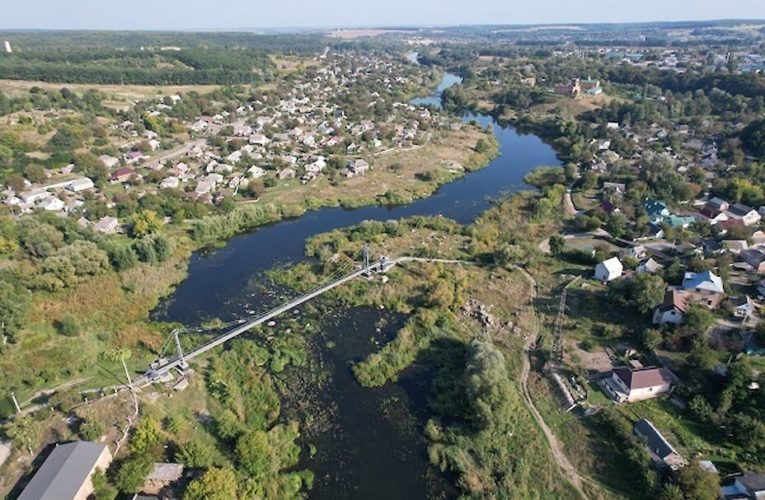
(131, 416), (162, 454)
(20, 222), (64, 258)
(178, 437), (220, 468)
(23, 164), (47, 183)
(108, 244), (138, 271)
(633, 273), (666, 314)
(130, 210), (163, 238)
(79, 419), (105, 441)
(672, 460), (720, 500)
(0, 280), (29, 342)
(642, 328), (663, 350)
(184, 467), (238, 500)
(56, 314), (81, 337)
(236, 429), (271, 478)
(549, 234), (565, 255)
(474, 138), (490, 154)
(115, 454), (153, 493)
(59, 241), (110, 277)
(91, 470), (117, 500)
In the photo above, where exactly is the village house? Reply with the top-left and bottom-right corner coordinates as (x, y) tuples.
(625, 245), (647, 260)
(140, 462), (186, 497)
(278, 167), (297, 180)
(601, 366), (677, 403)
(653, 289), (689, 326)
(637, 258), (663, 275)
(727, 203), (762, 226)
(722, 472), (765, 499)
(20, 188), (51, 204)
(634, 419), (687, 470)
(109, 167), (136, 184)
(595, 257), (623, 282)
(345, 158), (370, 177)
(741, 248), (765, 274)
(729, 296), (755, 321)
(699, 206), (729, 225)
(38, 196), (65, 212)
(18, 441), (112, 500)
(99, 154), (119, 169)
(160, 176), (180, 189)
(124, 151), (145, 164)
(67, 177), (94, 193)
(94, 216), (120, 234)
(681, 270), (726, 308)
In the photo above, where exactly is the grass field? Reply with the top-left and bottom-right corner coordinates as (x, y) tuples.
(257, 125), (497, 208)
(0, 79), (221, 109)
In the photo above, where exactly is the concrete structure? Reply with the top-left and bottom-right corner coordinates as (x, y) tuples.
(4, 41), (11, 54)
(594, 257), (623, 282)
(601, 366), (677, 403)
(634, 418), (686, 470)
(19, 441), (112, 500)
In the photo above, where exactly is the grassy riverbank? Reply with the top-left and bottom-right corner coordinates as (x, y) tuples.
(264, 192), (588, 498)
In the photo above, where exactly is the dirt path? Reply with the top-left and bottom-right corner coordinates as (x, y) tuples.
(564, 189), (578, 218)
(511, 265), (589, 499)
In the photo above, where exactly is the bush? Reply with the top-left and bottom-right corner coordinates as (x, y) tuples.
(56, 314), (81, 337)
(108, 244), (138, 271)
(79, 419), (105, 441)
(115, 454), (153, 493)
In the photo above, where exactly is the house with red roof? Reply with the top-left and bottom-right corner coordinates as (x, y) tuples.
(601, 366), (677, 403)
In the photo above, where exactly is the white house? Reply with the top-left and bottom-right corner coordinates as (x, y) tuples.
(38, 197), (64, 212)
(67, 177), (94, 193)
(160, 176), (180, 189)
(20, 188), (51, 204)
(727, 203), (762, 226)
(595, 257), (623, 282)
(653, 290), (688, 326)
(637, 258), (663, 275)
(601, 366), (677, 403)
(94, 216), (120, 234)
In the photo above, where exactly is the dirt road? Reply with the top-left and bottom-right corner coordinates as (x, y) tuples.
(511, 265), (589, 499)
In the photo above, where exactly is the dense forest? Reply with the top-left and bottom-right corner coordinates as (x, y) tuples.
(0, 47), (275, 85)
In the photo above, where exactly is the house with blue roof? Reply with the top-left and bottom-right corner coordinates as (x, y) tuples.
(681, 270), (725, 308)
(644, 200), (670, 222)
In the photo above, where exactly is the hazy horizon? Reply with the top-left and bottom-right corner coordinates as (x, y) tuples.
(3, 0), (765, 31)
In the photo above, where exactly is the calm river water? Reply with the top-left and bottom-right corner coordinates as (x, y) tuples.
(154, 73), (560, 498)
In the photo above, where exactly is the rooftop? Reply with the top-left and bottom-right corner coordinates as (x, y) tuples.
(19, 441), (109, 500)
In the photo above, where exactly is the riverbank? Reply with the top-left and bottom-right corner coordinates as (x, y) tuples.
(0, 71), (562, 498)
(262, 193), (584, 498)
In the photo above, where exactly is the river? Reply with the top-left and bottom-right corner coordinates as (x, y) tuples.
(154, 74), (560, 498)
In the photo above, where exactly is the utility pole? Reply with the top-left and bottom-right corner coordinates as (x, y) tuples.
(10, 392), (21, 414)
(173, 330), (188, 370)
(120, 355), (133, 392)
(362, 244), (370, 274)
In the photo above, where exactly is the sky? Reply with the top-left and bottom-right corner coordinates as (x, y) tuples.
(2, 0), (765, 30)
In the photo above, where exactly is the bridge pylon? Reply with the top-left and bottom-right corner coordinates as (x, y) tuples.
(173, 329), (189, 370)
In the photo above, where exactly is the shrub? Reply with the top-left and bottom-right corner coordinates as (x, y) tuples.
(79, 419), (105, 441)
(56, 314), (81, 337)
